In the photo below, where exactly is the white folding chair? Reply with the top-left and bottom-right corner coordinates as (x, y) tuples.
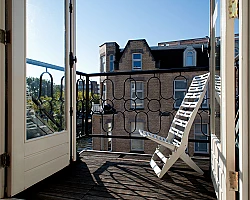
(139, 72), (210, 178)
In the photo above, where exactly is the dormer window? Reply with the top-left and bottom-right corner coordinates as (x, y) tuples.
(132, 53), (142, 70)
(184, 46), (196, 67)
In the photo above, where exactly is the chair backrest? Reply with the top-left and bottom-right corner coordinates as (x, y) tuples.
(166, 73), (210, 148)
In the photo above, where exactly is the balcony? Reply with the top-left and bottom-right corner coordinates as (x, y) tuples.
(19, 60), (216, 199)
(15, 150), (216, 200)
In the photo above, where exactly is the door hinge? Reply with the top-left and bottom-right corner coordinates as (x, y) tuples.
(0, 153), (10, 168)
(229, 171), (238, 191)
(70, 107), (73, 116)
(69, 3), (73, 13)
(69, 52), (77, 68)
(0, 29), (10, 44)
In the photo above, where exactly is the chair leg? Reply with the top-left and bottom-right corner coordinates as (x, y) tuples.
(159, 152), (179, 178)
(180, 152), (204, 174)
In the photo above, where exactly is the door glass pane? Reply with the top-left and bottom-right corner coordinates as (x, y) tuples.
(26, 0), (66, 140)
(214, 0), (221, 140)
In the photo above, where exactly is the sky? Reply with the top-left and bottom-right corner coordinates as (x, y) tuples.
(25, 0), (238, 83)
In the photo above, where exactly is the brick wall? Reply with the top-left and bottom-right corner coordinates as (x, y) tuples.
(93, 40), (210, 156)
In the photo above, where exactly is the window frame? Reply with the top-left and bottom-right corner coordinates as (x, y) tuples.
(130, 122), (144, 151)
(109, 54), (114, 72)
(132, 53), (142, 70)
(174, 79), (187, 108)
(100, 55), (106, 72)
(131, 81), (144, 109)
(194, 123), (209, 154)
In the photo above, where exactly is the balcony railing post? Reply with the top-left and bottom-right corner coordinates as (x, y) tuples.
(85, 75), (90, 135)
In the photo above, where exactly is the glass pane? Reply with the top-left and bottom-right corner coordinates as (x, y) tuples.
(137, 92), (143, 99)
(110, 61), (114, 72)
(175, 91), (185, 100)
(136, 82), (143, 90)
(135, 99), (143, 107)
(175, 80), (187, 89)
(186, 55), (193, 66)
(110, 55), (114, 61)
(195, 124), (208, 134)
(131, 92), (136, 99)
(133, 61), (142, 68)
(175, 91), (186, 107)
(26, 0), (65, 140)
(133, 53), (141, 59)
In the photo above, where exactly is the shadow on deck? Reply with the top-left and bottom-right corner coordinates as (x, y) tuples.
(15, 151), (216, 200)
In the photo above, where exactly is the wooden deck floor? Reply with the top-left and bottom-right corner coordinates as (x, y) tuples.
(15, 151), (216, 200)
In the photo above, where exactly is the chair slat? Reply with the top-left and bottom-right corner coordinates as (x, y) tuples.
(180, 101), (198, 108)
(173, 118), (188, 128)
(155, 149), (168, 163)
(169, 126), (184, 138)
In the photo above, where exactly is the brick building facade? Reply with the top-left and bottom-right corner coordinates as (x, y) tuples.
(92, 37), (217, 156)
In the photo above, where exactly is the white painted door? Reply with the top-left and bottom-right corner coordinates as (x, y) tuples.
(0, 0), (6, 198)
(6, 0), (76, 197)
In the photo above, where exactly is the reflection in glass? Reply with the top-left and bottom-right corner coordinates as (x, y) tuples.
(26, 0), (66, 140)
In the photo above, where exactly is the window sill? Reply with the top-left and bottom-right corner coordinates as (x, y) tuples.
(130, 108), (144, 111)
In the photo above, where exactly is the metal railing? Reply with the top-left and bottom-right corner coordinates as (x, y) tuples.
(26, 59), (210, 150)
(76, 67), (210, 145)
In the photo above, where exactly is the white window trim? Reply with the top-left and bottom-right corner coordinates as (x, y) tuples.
(131, 81), (144, 109)
(130, 122), (144, 151)
(100, 55), (106, 72)
(102, 82), (107, 104)
(183, 46), (197, 67)
(194, 123), (209, 154)
(109, 54), (114, 72)
(132, 53), (142, 70)
(174, 80), (187, 108)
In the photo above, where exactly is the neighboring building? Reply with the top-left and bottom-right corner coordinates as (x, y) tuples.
(78, 80), (99, 95)
(92, 37), (214, 156)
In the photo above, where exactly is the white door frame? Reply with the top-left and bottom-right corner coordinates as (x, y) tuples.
(0, 0), (6, 198)
(220, 0), (235, 199)
(239, 0), (249, 199)
(6, 0), (74, 196)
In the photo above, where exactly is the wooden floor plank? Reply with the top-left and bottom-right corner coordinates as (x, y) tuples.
(15, 151), (216, 200)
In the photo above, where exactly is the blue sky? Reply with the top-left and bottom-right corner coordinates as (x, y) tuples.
(28, 0), (241, 83)
(76, 0), (210, 74)
(26, 1), (210, 77)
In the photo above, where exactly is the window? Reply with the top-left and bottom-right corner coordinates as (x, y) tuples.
(131, 122), (144, 151)
(184, 47), (196, 67)
(174, 80), (187, 108)
(194, 124), (208, 153)
(186, 51), (194, 66)
(107, 123), (112, 151)
(100, 55), (106, 72)
(132, 53), (142, 70)
(131, 81), (144, 109)
(110, 54), (114, 72)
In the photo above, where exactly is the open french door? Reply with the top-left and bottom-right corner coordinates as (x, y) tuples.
(5, 0), (76, 197)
